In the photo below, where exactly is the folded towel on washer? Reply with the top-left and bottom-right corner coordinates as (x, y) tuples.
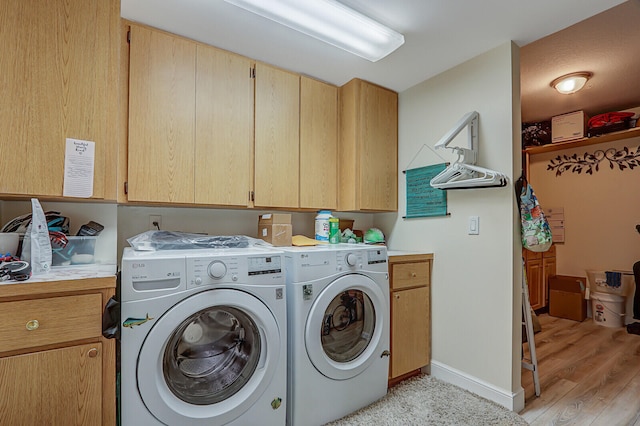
(606, 271), (622, 288)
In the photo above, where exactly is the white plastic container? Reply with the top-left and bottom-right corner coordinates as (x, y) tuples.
(314, 210), (331, 242)
(591, 292), (625, 328)
(586, 269), (634, 324)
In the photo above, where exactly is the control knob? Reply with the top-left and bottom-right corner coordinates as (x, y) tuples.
(345, 253), (357, 267)
(207, 260), (227, 279)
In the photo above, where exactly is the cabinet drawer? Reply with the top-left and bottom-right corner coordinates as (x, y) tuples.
(0, 294), (102, 354)
(543, 244), (556, 258)
(391, 262), (430, 290)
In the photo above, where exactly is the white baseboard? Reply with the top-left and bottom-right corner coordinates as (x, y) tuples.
(430, 360), (525, 412)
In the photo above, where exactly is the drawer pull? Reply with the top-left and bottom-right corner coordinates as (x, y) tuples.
(395, 294), (400, 299)
(411, 272), (417, 277)
(26, 319), (39, 331)
(88, 348), (99, 358)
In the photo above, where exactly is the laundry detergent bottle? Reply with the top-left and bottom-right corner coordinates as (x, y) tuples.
(315, 210), (332, 242)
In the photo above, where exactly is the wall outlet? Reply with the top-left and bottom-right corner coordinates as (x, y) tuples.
(149, 215), (162, 231)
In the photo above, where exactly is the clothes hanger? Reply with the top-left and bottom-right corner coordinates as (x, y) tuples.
(429, 111), (508, 190)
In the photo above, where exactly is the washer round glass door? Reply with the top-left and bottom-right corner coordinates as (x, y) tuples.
(305, 274), (387, 380)
(137, 289), (281, 425)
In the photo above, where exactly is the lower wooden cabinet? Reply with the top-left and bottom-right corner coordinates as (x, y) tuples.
(0, 277), (116, 425)
(523, 245), (556, 310)
(388, 253), (432, 382)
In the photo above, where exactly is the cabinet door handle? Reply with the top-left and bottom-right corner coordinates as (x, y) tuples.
(395, 294), (400, 299)
(25, 319), (39, 331)
(88, 348), (99, 358)
(411, 272), (417, 278)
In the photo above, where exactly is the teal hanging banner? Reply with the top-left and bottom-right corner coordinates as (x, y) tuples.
(404, 163), (448, 218)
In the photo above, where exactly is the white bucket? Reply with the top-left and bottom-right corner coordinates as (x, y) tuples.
(591, 292), (625, 328)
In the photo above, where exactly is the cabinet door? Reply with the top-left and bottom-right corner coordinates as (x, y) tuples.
(0, 0), (118, 198)
(525, 259), (543, 310)
(0, 343), (102, 426)
(254, 63), (300, 208)
(339, 79), (398, 212)
(128, 25), (196, 203)
(542, 256), (557, 308)
(391, 286), (430, 378)
(358, 81), (398, 211)
(300, 77), (338, 210)
(195, 45), (253, 206)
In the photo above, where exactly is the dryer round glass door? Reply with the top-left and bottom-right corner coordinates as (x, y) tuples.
(305, 274), (387, 380)
(137, 289), (281, 425)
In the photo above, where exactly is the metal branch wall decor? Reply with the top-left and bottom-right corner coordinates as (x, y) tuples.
(547, 145), (640, 176)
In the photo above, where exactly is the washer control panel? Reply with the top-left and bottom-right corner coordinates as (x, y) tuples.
(186, 253), (283, 288)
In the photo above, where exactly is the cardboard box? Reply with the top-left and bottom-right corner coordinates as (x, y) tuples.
(548, 275), (587, 321)
(258, 213), (292, 246)
(551, 111), (588, 143)
(338, 219), (354, 231)
(258, 213), (291, 225)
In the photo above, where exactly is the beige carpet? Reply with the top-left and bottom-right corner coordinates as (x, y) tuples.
(325, 374), (529, 426)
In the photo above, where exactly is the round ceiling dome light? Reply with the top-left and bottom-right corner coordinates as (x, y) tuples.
(550, 72), (593, 94)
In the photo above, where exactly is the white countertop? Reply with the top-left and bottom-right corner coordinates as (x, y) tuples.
(387, 249), (433, 257)
(1, 263), (116, 285)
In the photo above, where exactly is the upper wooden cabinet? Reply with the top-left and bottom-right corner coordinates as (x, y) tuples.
(195, 44), (253, 206)
(0, 0), (119, 199)
(128, 25), (196, 204)
(253, 63), (300, 209)
(339, 79), (398, 212)
(127, 24), (253, 207)
(300, 77), (339, 210)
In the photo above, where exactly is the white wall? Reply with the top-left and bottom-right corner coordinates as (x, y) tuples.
(1, 202), (375, 268)
(376, 42), (524, 410)
(117, 206), (374, 261)
(0, 201), (118, 266)
(529, 136), (640, 275)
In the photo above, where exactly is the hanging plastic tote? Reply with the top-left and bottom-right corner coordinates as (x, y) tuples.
(519, 181), (552, 252)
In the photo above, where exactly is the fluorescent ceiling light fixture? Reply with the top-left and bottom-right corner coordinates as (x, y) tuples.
(224, 0), (405, 62)
(550, 72), (592, 94)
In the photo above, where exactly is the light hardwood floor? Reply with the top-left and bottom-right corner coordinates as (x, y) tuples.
(520, 313), (640, 425)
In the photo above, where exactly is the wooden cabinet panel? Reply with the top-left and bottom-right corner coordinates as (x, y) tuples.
(0, 294), (102, 353)
(338, 79), (398, 212)
(391, 262), (430, 291)
(300, 76), (338, 210)
(0, 0), (119, 199)
(254, 63), (300, 208)
(543, 256), (557, 306)
(391, 286), (430, 378)
(0, 278), (115, 425)
(195, 44), (253, 207)
(525, 258), (543, 310)
(128, 24), (196, 203)
(523, 245), (557, 310)
(0, 343), (102, 426)
(388, 254), (432, 381)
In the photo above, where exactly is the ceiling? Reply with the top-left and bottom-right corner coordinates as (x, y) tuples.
(121, 0), (639, 124)
(521, 0), (640, 122)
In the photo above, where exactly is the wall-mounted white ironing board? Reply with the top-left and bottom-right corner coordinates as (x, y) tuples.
(522, 260), (540, 397)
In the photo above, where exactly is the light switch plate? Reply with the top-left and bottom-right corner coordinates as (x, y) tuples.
(468, 216), (479, 235)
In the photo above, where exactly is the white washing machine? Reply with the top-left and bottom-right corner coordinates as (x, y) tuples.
(120, 247), (287, 426)
(281, 244), (390, 426)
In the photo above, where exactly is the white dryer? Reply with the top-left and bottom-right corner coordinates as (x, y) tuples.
(281, 244), (389, 426)
(120, 247), (286, 426)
